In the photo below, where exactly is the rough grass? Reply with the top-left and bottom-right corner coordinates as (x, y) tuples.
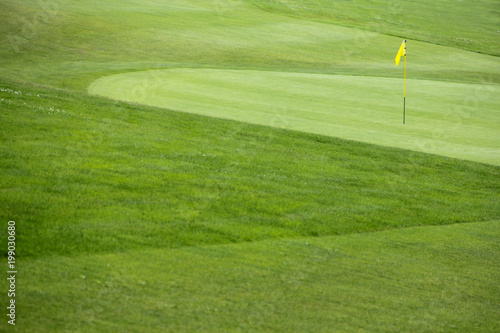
(1, 81), (499, 259)
(14, 221), (500, 332)
(0, 0), (499, 331)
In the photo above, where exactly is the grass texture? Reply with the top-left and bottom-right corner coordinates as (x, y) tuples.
(0, 0), (499, 331)
(89, 68), (500, 165)
(2, 81), (498, 259)
(16, 221), (500, 332)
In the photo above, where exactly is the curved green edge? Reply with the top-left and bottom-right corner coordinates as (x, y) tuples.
(89, 69), (500, 165)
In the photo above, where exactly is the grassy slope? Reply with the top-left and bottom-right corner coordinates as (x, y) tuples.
(0, 0), (499, 91)
(251, 0), (500, 56)
(2, 0), (498, 164)
(16, 221), (500, 332)
(2, 81), (498, 258)
(0, 78), (499, 332)
(0, 0), (499, 331)
(88, 69), (500, 165)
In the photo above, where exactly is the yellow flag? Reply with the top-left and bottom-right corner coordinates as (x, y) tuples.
(395, 40), (406, 66)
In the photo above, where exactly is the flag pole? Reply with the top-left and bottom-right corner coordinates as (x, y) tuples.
(403, 40), (406, 125)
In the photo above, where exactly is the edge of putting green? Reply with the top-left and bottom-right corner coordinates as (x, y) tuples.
(88, 69), (500, 165)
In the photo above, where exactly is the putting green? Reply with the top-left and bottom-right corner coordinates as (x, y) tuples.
(89, 69), (500, 165)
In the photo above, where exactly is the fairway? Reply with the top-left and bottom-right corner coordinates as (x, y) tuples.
(90, 69), (500, 165)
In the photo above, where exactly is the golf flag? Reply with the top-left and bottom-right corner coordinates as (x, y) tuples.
(395, 40), (407, 124)
(395, 40), (406, 66)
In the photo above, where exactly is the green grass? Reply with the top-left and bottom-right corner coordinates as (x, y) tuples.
(1, 78), (499, 332)
(1, 0), (499, 331)
(15, 221), (500, 332)
(1, 0), (499, 91)
(89, 68), (500, 165)
(2, 81), (498, 258)
(252, 0), (500, 56)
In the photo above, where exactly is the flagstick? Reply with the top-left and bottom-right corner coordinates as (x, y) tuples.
(403, 41), (406, 124)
